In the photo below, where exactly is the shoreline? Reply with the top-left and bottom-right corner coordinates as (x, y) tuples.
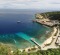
(18, 26), (59, 52)
(20, 17), (60, 52)
(0, 25), (59, 52)
(41, 27), (59, 50)
(25, 26), (59, 52)
(0, 20), (59, 53)
(0, 12), (60, 52)
(0, 24), (59, 52)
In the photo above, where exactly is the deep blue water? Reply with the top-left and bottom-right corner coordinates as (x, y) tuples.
(0, 10), (51, 48)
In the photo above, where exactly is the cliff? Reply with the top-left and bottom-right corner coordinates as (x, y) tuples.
(35, 11), (60, 21)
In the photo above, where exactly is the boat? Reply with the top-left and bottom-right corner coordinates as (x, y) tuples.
(17, 21), (21, 23)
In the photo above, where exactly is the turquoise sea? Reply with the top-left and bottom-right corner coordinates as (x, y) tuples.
(0, 9), (51, 48)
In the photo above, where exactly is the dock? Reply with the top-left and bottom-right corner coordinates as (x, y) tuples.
(30, 38), (41, 49)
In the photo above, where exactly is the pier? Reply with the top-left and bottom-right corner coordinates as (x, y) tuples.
(30, 38), (41, 49)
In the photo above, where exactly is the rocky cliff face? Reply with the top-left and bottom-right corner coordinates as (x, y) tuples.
(35, 11), (60, 21)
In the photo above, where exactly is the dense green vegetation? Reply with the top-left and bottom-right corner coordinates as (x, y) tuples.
(45, 11), (60, 20)
(0, 43), (60, 55)
(13, 48), (60, 55)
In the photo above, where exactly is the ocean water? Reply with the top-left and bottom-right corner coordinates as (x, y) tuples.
(0, 10), (51, 48)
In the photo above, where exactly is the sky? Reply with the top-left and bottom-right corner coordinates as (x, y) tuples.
(0, 0), (60, 9)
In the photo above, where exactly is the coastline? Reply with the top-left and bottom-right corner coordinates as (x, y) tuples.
(0, 11), (60, 53)
(31, 12), (60, 51)
(19, 12), (60, 52)
(0, 24), (59, 52)
(41, 27), (59, 50)
(16, 27), (57, 52)
(17, 26), (58, 52)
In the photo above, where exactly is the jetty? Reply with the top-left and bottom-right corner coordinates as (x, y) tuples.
(30, 38), (41, 49)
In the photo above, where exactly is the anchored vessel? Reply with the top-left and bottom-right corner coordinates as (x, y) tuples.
(17, 21), (21, 23)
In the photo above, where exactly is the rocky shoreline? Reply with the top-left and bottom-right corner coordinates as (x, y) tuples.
(33, 11), (60, 50)
(35, 11), (60, 27)
(20, 11), (60, 52)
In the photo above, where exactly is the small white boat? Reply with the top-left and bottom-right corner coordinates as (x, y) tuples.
(17, 21), (21, 23)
